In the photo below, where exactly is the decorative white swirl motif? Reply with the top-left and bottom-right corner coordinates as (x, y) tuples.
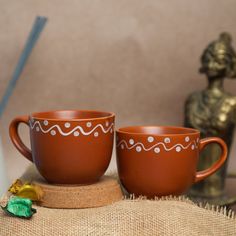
(117, 136), (198, 153)
(30, 120), (114, 137)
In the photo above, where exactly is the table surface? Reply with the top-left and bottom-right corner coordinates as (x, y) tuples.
(225, 177), (236, 211)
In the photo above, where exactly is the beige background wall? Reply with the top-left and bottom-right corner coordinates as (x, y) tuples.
(0, 0), (236, 181)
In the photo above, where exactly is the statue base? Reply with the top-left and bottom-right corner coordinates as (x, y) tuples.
(188, 176), (236, 207)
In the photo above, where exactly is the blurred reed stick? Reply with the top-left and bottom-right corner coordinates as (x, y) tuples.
(0, 16), (48, 118)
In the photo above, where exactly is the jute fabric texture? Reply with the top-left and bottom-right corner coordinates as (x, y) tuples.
(1, 194), (236, 236)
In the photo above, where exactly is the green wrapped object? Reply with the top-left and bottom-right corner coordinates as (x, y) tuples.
(1, 197), (36, 219)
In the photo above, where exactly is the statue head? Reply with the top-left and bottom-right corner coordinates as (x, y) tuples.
(199, 33), (236, 79)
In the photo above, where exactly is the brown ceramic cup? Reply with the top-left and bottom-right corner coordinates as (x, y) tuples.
(116, 126), (227, 198)
(9, 110), (115, 184)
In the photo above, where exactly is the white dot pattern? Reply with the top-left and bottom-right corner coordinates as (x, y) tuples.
(43, 120), (49, 126)
(154, 147), (160, 153)
(129, 139), (134, 145)
(50, 130), (56, 136)
(176, 146), (181, 152)
(86, 122), (92, 127)
(73, 131), (80, 137)
(117, 138), (199, 153)
(31, 122), (114, 139)
(164, 138), (171, 143)
(65, 122), (71, 128)
(185, 136), (190, 142)
(148, 136), (154, 143)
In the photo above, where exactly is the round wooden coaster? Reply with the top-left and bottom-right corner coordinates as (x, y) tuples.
(19, 165), (123, 209)
(33, 176), (123, 209)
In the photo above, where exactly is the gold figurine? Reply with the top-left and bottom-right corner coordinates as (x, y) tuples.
(184, 33), (236, 205)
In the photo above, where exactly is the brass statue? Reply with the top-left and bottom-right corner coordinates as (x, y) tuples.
(184, 33), (236, 205)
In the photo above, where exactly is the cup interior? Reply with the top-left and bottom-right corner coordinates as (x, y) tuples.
(117, 126), (199, 136)
(31, 110), (114, 121)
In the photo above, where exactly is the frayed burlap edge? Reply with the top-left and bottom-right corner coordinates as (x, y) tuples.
(2, 193), (234, 220)
(121, 194), (236, 219)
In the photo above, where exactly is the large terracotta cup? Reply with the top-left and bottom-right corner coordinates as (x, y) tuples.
(116, 126), (227, 198)
(9, 110), (115, 184)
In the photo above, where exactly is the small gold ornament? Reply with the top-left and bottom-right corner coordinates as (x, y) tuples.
(8, 179), (22, 194)
(8, 179), (43, 201)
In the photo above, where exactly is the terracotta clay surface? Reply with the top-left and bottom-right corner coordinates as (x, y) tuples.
(116, 126), (227, 198)
(9, 110), (115, 184)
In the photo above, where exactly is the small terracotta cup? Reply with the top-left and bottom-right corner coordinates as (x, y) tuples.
(9, 110), (115, 184)
(116, 126), (227, 198)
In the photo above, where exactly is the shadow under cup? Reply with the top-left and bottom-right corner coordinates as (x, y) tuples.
(116, 126), (227, 198)
(9, 110), (115, 184)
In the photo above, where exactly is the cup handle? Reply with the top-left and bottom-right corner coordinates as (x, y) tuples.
(195, 137), (227, 183)
(9, 116), (33, 162)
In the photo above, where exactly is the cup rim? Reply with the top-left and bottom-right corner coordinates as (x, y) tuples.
(30, 109), (115, 121)
(116, 125), (200, 136)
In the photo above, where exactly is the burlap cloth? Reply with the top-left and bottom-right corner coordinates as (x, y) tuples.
(1, 196), (236, 236)
(1, 167), (236, 235)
